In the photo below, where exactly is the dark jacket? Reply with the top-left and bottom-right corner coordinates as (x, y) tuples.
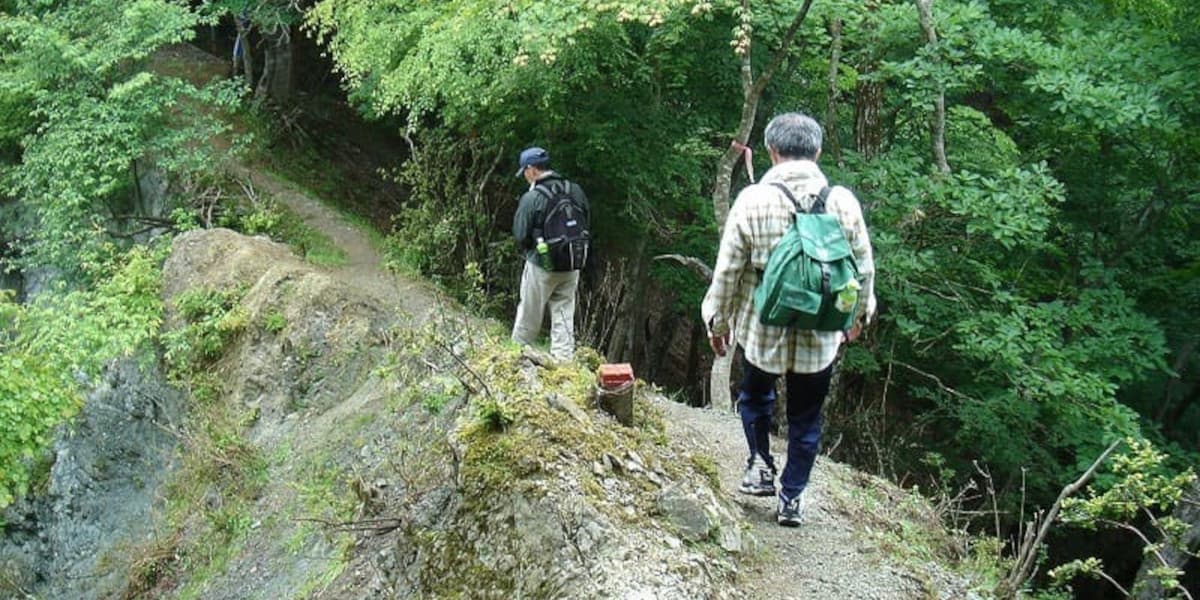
(512, 172), (590, 267)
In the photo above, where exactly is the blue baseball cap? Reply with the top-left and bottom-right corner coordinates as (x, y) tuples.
(515, 146), (550, 177)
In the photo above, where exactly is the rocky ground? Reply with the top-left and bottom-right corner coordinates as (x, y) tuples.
(662, 400), (984, 599)
(0, 164), (988, 600)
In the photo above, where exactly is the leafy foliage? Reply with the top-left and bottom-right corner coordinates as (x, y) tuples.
(1051, 439), (1197, 597)
(162, 286), (249, 378)
(0, 246), (163, 507)
(315, 1), (735, 315)
(305, 2), (1200, 533)
(0, 0), (241, 277)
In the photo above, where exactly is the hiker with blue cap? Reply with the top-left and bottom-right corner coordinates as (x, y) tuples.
(511, 146), (592, 361)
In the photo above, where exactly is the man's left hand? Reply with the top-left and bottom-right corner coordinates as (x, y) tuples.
(709, 332), (730, 357)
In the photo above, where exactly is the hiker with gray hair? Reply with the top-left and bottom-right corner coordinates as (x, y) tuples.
(701, 112), (876, 526)
(511, 146), (591, 362)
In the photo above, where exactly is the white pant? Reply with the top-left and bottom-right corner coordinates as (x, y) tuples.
(512, 261), (579, 361)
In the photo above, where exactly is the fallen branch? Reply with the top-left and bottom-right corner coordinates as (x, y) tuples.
(430, 336), (493, 400)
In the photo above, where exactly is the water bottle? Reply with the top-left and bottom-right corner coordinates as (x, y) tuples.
(536, 237), (552, 270)
(835, 279), (860, 313)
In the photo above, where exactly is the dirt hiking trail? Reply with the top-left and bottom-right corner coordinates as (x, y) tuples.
(249, 162), (978, 600)
(231, 164), (441, 323)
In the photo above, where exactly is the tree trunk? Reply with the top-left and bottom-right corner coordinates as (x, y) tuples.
(915, 0), (950, 174)
(854, 2), (884, 160)
(711, 14), (757, 232)
(256, 25), (294, 103)
(825, 17), (844, 167)
(708, 0), (816, 411)
(645, 309), (681, 382)
(854, 80), (883, 160)
(1157, 339), (1197, 421)
(1132, 479), (1200, 599)
(615, 236), (649, 365)
(1162, 381), (1200, 443)
(234, 18), (255, 90)
(685, 322), (703, 406)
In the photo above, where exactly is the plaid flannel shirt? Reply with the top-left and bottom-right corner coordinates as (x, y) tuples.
(701, 160), (876, 375)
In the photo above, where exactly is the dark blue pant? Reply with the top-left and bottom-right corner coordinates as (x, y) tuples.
(737, 355), (833, 501)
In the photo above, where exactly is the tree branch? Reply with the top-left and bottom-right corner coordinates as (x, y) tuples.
(750, 0), (817, 99)
(998, 439), (1123, 598)
(893, 360), (978, 403)
(652, 254), (713, 282)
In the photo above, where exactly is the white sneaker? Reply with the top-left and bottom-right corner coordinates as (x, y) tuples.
(777, 491), (806, 527)
(738, 459), (777, 497)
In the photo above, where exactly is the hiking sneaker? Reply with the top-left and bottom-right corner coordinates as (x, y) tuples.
(738, 460), (777, 497)
(777, 492), (806, 527)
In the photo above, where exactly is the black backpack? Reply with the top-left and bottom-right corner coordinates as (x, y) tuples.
(534, 180), (590, 271)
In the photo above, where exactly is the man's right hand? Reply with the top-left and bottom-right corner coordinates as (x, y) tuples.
(709, 332), (730, 357)
(844, 321), (863, 343)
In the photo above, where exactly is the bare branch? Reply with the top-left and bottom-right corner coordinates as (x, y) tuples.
(652, 254), (713, 282)
(998, 439), (1124, 598)
(893, 360), (978, 403)
(430, 336), (493, 400)
(294, 517), (404, 536)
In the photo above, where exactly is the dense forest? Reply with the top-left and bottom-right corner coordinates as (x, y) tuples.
(1, 0), (1198, 597)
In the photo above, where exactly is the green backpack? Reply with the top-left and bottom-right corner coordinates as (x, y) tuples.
(753, 183), (861, 331)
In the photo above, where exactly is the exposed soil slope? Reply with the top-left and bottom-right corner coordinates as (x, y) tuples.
(230, 164), (985, 600)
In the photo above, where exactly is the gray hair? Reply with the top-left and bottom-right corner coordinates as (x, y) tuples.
(763, 112), (823, 160)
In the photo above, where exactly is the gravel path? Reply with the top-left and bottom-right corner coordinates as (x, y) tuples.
(659, 399), (966, 600)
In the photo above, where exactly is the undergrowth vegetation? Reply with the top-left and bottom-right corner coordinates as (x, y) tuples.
(115, 282), (264, 596)
(0, 245), (164, 508)
(169, 170), (348, 268)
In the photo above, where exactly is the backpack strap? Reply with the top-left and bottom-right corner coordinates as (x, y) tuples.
(770, 182), (831, 214)
(811, 186), (832, 214)
(534, 180), (573, 202)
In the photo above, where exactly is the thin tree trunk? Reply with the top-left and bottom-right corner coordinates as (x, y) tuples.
(685, 322), (702, 406)
(825, 17), (844, 167)
(235, 18), (255, 90)
(256, 25), (294, 103)
(1162, 382), (1199, 440)
(854, 79), (883, 160)
(1132, 479), (1200, 599)
(854, 2), (883, 160)
(1157, 339), (1197, 421)
(645, 309), (681, 382)
(709, 0), (815, 411)
(915, 0), (950, 174)
(711, 0), (757, 230)
(615, 236), (649, 365)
